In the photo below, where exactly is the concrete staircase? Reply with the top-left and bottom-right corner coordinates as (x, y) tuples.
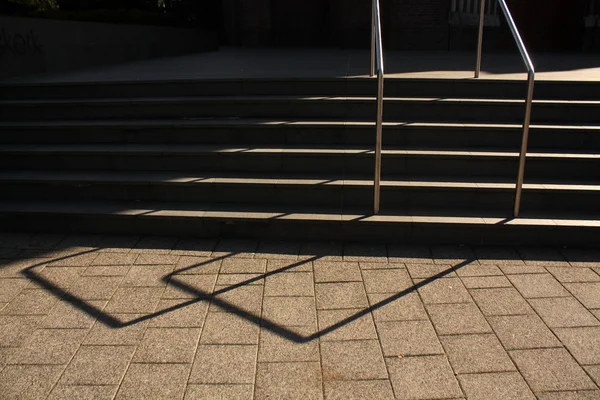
(1, 78), (599, 245)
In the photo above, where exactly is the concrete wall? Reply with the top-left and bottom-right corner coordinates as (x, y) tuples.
(0, 16), (218, 79)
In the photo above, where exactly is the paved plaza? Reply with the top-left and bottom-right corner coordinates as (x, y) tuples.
(0, 232), (599, 399)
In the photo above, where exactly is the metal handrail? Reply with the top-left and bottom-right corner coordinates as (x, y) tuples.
(475, 0), (535, 217)
(370, 0), (385, 214)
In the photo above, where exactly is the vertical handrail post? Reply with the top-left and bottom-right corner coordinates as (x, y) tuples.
(370, 1), (375, 77)
(374, 72), (384, 214)
(474, 0), (486, 78)
(513, 71), (535, 217)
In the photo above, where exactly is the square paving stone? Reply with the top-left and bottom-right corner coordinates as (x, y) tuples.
(91, 252), (139, 266)
(455, 262), (503, 277)
(175, 256), (222, 274)
(60, 345), (135, 385)
(0, 365), (64, 400)
(104, 287), (164, 314)
(518, 247), (569, 267)
(84, 314), (149, 345)
(200, 312), (260, 344)
(431, 245), (477, 264)
(510, 348), (597, 391)
(406, 263), (456, 279)
(313, 261), (361, 282)
(508, 274), (570, 298)
(315, 282), (368, 309)
(0, 278), (28, 302)
(134, 254), (179, 265)
(265, 272), (314, 296)
(564, 282), (600, 309)
(299, 241), (343, 262)
(427, 303), (491, 335)
(324, 380), (394, 400)
(321, 340), (388, 380)
(171, 238), (217, 257)
(343, 243), (387, 263)
(488, 314), (561, 350)
(441, 333), (516, 374)
(83, 264), (131, 276)
(529, 297), (599, 328)
(584, 365), (600, 386)
(68, 276), (123, 300)
(377, 320), (443, 357)
(1, 289), (59, 315)
(474, 246), (524, 265)
(149, 299), (209, 328)
(462, 276), (512, 289)
(255, 362), (323, 400)
(163, 274), (217, 298)
(368, 292), (428, 321)
(417, 277), (472, 304)
(0, 316), (44, 346)
(458, 372), (535, 400)
(213, 239), (258, 259)
(133, 327), (201, 363)
(220, 258), (267, 274)
(386, 355), (463, 399)
(470, 287), (534, 316)
(262, 296), (316, 326)
(359, 262), (406, 270)
(256, 240), (300, 259)
(387, 244), (433, 264)
(25, 266), (85, 289)
(216, 273), (264, 286)
(546, 267), (600, 283)
(535, 391), (600, 400)
(0, 258), (47, 278)
(9, 328), (87, 364)
(47, 252), (99, 267)
(133, 236), (177, 253)
(499, 264), (548, 274)
(553, 327), (600, 365)
(116, 363), (190, 399)
(258, 326), (319, 362)
(317, 308), (377, 341)
(48, 385), (119, 400)
(267, 258), (313, 273)
(362, 269), (413, 293)
(121, 265), (173, 287)
(189, 345), (257, 384)
(184, 384), (253, 400)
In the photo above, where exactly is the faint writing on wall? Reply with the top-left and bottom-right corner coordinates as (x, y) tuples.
(0, 28), (43, 59)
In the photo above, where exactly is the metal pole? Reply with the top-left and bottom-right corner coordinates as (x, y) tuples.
(370, 0), (375, 77)
(474, 0), (486, 78)
(513, 71), (535, 217)
(373, 72), (384, 214)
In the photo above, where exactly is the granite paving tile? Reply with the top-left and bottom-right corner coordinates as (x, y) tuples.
(171, 238), (217, 257)
(461, 275), (512, 289)
(47, 252), (99, 267)
(510, 348), (597, 391)
(96, 235), (140, 252)
(25, 233), (65, 249)
(0, 278), (28, 302)
(0, 315), (44, 347)
(431, 245), (477, 264)
(546, 267), (600, 283)
(313, 261), (361, 282)
(386, 355), (463, 399)
(211, 285), (264, 315)
(25, 266), (85, 289)
(0, 364), (64, 400)
(83, 264), (132, 276)
(561, 248), (600, 268)
(184, 384), (253, 400)
(256, 240), (300, 259)
(47, 385), (119, 400)
(417, 277), (472, 304)
(299, 241), (343, 262)
(317, 308), (377, 341)
(60, 345), (135, 385)
(43, 300), (106, 328)
(343, 243), (387, 263)
(163, 274), (217, 298)
(0, 258), (47, 278)
(321, 340), (388, 381)
(323, 380), (394, 400)
(499, 264), (548, 274)
(535, 391), (600, 400)
(1, 289), (59, 315)
(216, 273), (264, 286)
(508, 273), (570, 298)
(68, 276), (123, 300)
(220, 258), (267, 274)
(84, 314), (149, 345)
(358, 261), (406, 270)
(255, 362), (323, 400)
(387, 244), (433, 264)
(488, 314), (561, 350)
(315, 282), (368, 309)
(262, 296), (316, 326)
(553, 327), (600, 365)
(121, 265), (173, 287)
(91, 252), (139, 266)
(564, 282), (600, 309)
(264, 272), (314, 296)
(200, 312), (260, 344)
(474, 246), (524, 265)
(406, 263), (456, 279)
(440, 333), (516, 374)
(457, 372), (535, 400)
(189, 345), (257, 384)
(104, 287), (164, 313)
(132, 236), (177, 253)
(455, 262), (503, 277)
(470, 287), (534, 316)
(376, 320), (443, 357)
(258, 325), (319, 362)
(529, 297), (600, 328)
(367, 292), (428, 322)
(134, 253), (179, 265)
(116, 363), (190, 399)
(584, 365), (600, 386)
(427, 303), (492, 335)
(212, 239), (258, 259)
(518, 247), (570, 267)
(149, 299), (209, 328)
(133, 327), (201, 363)
(361, 269), (412, 293)
(9, 328), (87, 365)
(175, 256), (222, 274)
(267, 258), (313, 272)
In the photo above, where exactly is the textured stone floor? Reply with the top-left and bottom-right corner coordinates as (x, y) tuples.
(0, 232), (599, 399)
